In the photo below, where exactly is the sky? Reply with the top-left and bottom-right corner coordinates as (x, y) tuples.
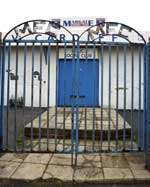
(0, 0), (150, 33)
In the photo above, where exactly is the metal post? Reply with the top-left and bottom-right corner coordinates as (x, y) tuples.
(75, 36), (80, 165)
(0, 42), (6, 150)
(0, 42), (3, 149)
(71, 35), (79, 166)
(145, 40), (150, 169)
(71, 37), (77, 166)
(145, 39), (150, 169)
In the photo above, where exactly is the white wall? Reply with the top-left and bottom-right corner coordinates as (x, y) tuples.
(4, 46), (57, 107)
(3, 45), (144, 109)
(100, 47), (144, 109)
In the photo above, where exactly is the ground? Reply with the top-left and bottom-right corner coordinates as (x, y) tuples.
(1, 107), (147, 186)
(0, 152), (150, 186)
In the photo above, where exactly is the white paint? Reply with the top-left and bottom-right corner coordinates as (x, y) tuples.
(4, 46), (144, 109)
(4, 46), (57, 107)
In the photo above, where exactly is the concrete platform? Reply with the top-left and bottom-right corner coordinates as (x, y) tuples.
(19, 138), (138, 153)
(25, 107), (131, 140)
(0, 152), (150, 186)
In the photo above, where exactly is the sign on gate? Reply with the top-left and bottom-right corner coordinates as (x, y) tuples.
(3, 19), (146, 44)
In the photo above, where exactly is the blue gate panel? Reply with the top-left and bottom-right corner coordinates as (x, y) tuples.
(57, 59), (99, 107)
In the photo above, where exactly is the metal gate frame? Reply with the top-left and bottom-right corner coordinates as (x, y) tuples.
(0, 19), (149, 166)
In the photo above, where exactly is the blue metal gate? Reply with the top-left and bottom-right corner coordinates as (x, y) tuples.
(0, 20), (149, 165)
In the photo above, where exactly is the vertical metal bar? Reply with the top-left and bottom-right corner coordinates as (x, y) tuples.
(92, 43), (96, 151)
(138, 45), (142, 150)
(0, 46), (1, 108)
(47, 42), (51, 151)
(38, 43), (43, 151)
(123, 45), (127, 150)
(63, 41), (67, 151)
(0, 46), (1, 148)
(0, 45), (1, 150)
(108, 44), (111, 151)
(14, 42), (19, 152)
(116, 45), (119, 151)
(145, 42), (150, 168)
(22, 42), (27, 151)
(131, 45), (134, 150)
(144, 44), (148, 152)
(100, 44), (104, 151)
(75, 38), (80, 163)
(84, 43), (88, 152)
(0, 42), (6, 150)
(55, 42), (59, 152)
(30, 42), (35, 151)
(6, 42), (11, 149)
(71, 39), (75, 165)
(84, 106), (87, 152)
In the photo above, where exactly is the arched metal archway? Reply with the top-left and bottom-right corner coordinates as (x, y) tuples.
(0, 19), (148, 166)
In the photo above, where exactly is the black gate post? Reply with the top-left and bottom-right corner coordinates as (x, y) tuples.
(145, 39), (150, 169)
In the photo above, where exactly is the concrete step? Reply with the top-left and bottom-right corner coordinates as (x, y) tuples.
(16, 138), (138, 153)
(25, 107), (131, 140)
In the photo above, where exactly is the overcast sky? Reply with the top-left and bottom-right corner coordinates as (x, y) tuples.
(0, 0), (149, 33)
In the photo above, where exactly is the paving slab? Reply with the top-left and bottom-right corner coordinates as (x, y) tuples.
(43, 165), (73, 182)
(0, 153), (28, 162)
(102, 154), (129, 168)
(23, 153), (52, 164)
(131, 169), (150, 180)
(74, 167), (104, 182)
(0, 161), (21, 178)
(11, 162), (46, 180)
(124, 153), (145, 170)
(103, 168), (134, 181)
(49, 154), (72, 166)
(76, 154), (101, 167)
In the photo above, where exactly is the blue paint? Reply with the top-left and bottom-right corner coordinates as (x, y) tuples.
(144, 44), (149, 153)
(58, 59), (99, 107)
(143, 45), (147, 152)
(0, 47), (2, 148)
(0, 44), (6, 150)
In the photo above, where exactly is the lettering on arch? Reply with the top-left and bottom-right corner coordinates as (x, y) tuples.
(4, 20), (62, 41)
